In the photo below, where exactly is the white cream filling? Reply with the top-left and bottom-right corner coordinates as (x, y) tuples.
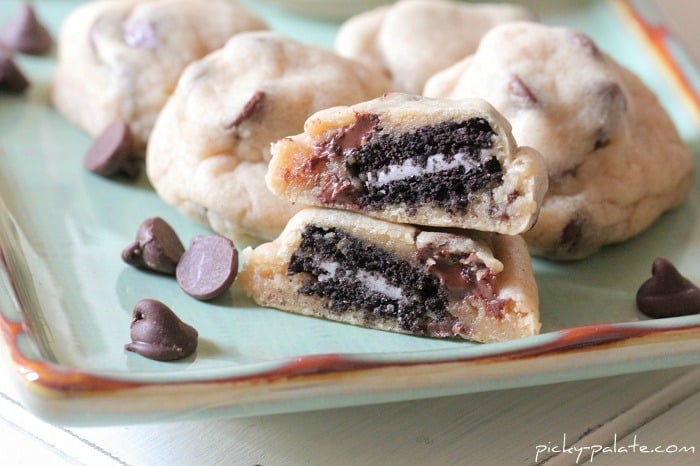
(317, 261), (339, 282)
(316, 261), (406, 301)
(356, 270), (405, 301)
(365, 150), (490, 186)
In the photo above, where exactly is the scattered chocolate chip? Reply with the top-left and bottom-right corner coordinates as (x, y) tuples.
(125, 299), (198, 361)
(122, 217), (185, 274)
(83, 120), (141, 178)
(226, 90), (266, 129)
(176, 235), (238, 300)
(0, 49), (29, 93)
(508, 74), (538, 106)
(636, 257), (700, 318)
(0, 3), (52, 55)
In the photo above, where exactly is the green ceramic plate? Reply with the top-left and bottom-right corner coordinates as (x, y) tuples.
(1, 0), (699, 426)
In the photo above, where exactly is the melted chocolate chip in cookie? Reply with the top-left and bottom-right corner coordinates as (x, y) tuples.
(123, 17), (157, 49)
(0, 3), (52, 55)
(122, 217), (185, 274)
(83, 120), (141, 178)
(570, 30), (600, 58)
(176, 235), (238, 300)
(559, 217), (584, 252)
(508, 74), (538, 106)
(125, 299), (198, 361)
(592, 82), (627, 151)
(636, 257), (700, 318)
(0, 49), (29, 93)
(226, 91), (266, 129)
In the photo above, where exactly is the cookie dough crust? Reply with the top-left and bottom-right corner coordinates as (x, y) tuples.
(238, 208), (541, 343)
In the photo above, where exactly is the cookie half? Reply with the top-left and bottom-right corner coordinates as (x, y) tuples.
(238, 208), (541, 343)
(267, 93), (548, 235)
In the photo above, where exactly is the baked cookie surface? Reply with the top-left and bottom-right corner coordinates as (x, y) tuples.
(267, 93), (547, 235)
(146, 31), (392, 245)
(425, 22), (695, 259)
(52, 0), (267, 149)
(335, 0), (535, 94)
(238, 208), (540, 343)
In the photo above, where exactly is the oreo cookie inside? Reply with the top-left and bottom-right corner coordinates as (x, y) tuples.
(317, 116), (503, 213)
(287, 225), (451, 334)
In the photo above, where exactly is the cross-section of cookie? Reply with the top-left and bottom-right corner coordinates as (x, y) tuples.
(267, 93), (547, 236)
(335, 0), (535, 94)
(424, 22), (695, 259)
(51, 0), (267, 150)
(238, 208), (540, 343)
(146, 31), (392, 246)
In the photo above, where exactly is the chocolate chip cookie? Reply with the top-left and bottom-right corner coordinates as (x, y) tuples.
(52, 0), (267, 149)
(146, 31), (392, 245)
(335, 0), (535, 94)
(425, 22), (695, 259)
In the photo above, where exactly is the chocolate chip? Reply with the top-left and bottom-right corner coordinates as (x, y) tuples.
(83, 120), (140, 178)
(0, 49), (29, 93)
(0, 3), (52, 55)
(508, 74), (538, 106)
(226, 91), (266, 129)
(592, 82), (627, 151)
(570, 30), (600, 58)
(122, 217), (185, 274)
(125, 299), (198, 361)
(176, 235), (238, 300)
(123, 17), (157, 49)
(636, 257), (700, 318)
(318, 112), (381, 156)
(319, 173), (359, 204)
(559, 218), (584, 252)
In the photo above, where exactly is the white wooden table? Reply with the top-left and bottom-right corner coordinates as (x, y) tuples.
(2, 365), (699, 465)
